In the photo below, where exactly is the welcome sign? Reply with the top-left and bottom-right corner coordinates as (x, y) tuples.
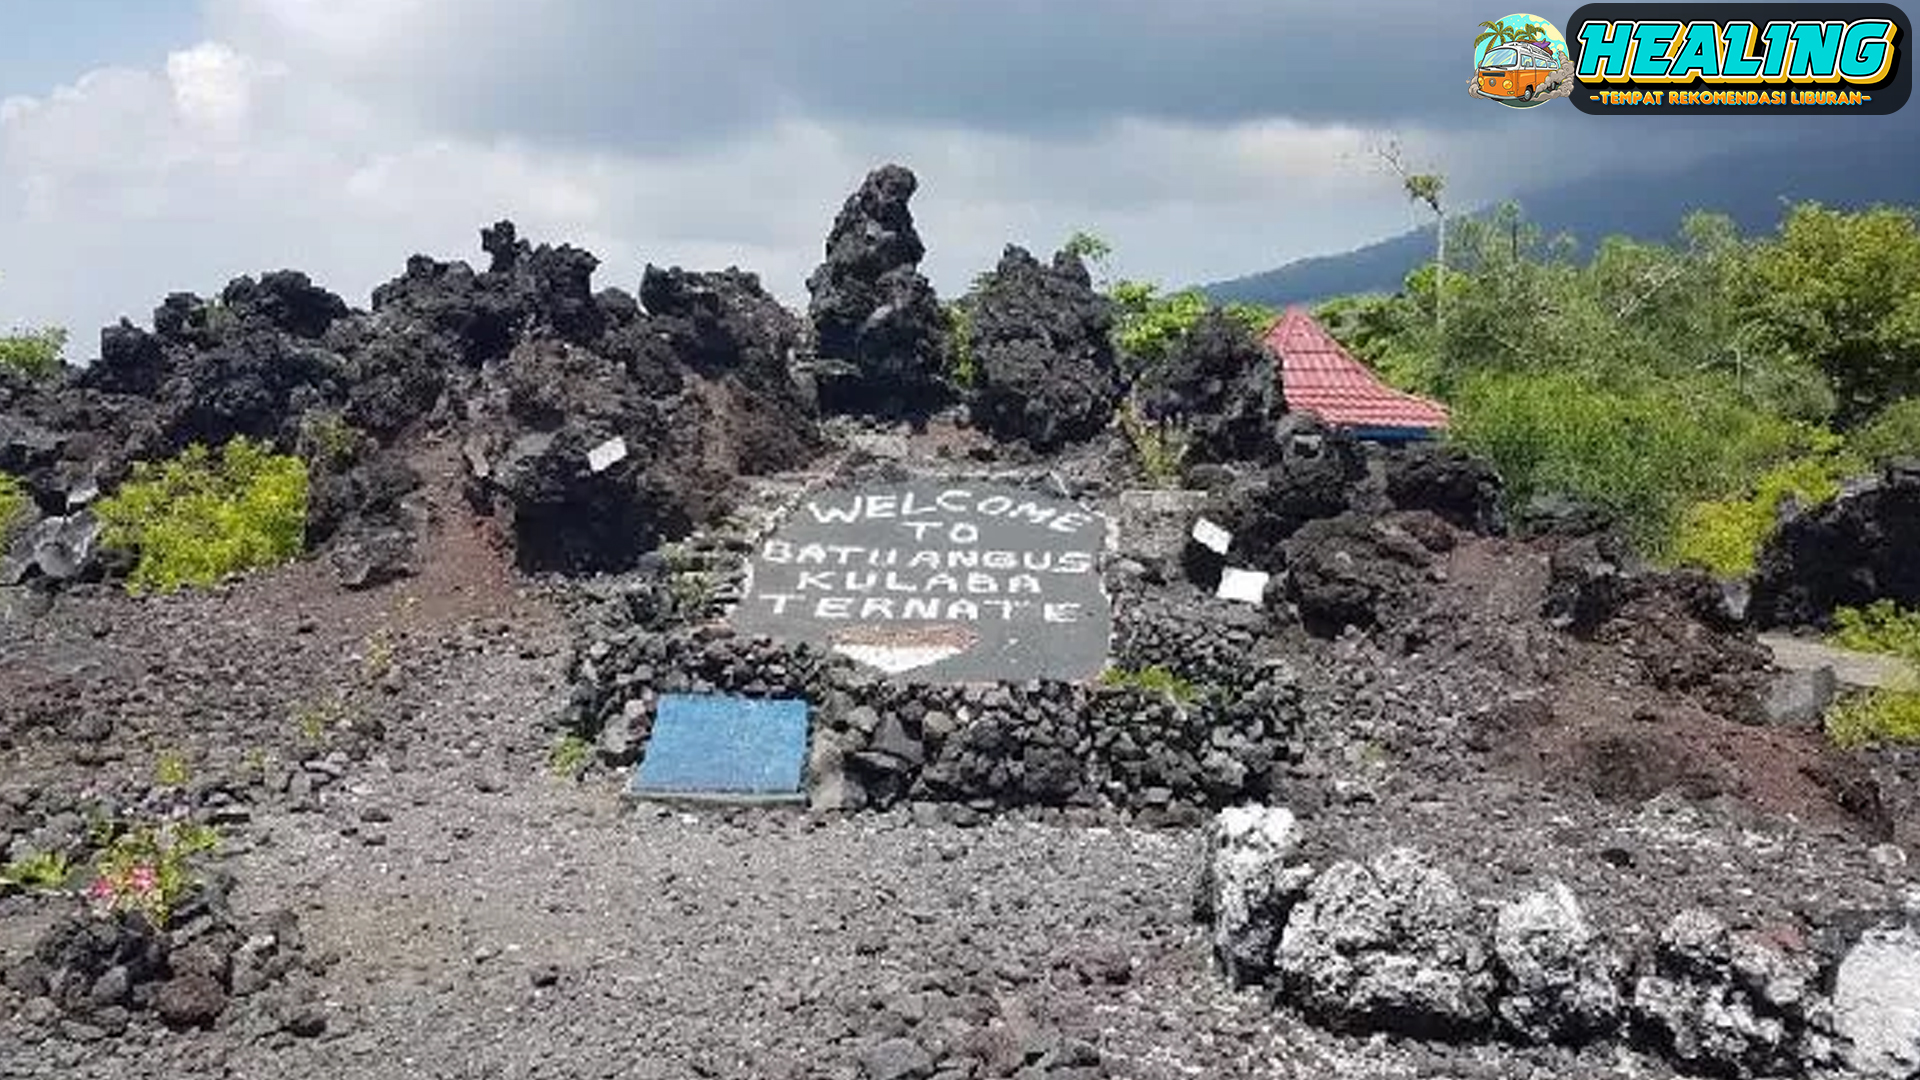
(730, 481), (1112, 683)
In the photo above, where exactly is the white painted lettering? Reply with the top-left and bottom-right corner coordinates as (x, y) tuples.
(965, 573), (998, 594)
(761, 540), (793, 562)
(1049, 512), (1092, 534)
(909, 550), (941, 569)
(1008, 575), (1041, 595)
(925, 574), (960, 594)
(858, 597), (894, 619)
(947, 600), (980, 620)
(807, 499), (860, 523)
(1055, 552), (1093, 574)
(816, 597), (853, 618)
(1009, 502), (1056, 527)
(949, 522), (979, 544)
(976, 495), (1013, 515)
(1044, 602), (1081, 623)
(901, 521), (941, 541)
(796, 544), (829, 565)
(949, 550), (979, 570)
(983, 550), (1015, 570)
(798, 571), (835, 591)
(864, 494), (898, 518)
(936, 488), (971, 512)
(902, 598), (940, 619)
(762, 593), (798, 614)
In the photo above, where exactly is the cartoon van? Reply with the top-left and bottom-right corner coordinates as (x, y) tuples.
(1477, 40), (1559, 100)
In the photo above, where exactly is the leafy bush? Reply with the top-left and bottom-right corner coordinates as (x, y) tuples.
(89, 820), (220, 929)
(1671, 448), (1859, 577)
(1448, 370), (1812, 550)
(93, 437), (310, 595)
(1830, 601), (1920, 667)
(1851, 396), (1920, 465)
(0, 327), (66, 379)
(1825, 688), (1920, 749)
(1111, 282), (1274, 376)
(0, 471), (27, 538)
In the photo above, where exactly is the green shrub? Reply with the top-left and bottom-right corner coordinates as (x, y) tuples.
(1825, 687), (1920, 749)
(1111, 282), (1274, 376)
(1117, 397), (1189, 489)
(942, 301), (977, 388)
(1100, 664), (1201, 704)
(93, 437), (309, 595)
(1851, 397), (1920, 465)
(0, 850), (73, 891)
(0, 327), (66, 380)
(1829, 601), (1920, 666)
(1671, 450), (1858, 577)
(0, 471), (26, 539)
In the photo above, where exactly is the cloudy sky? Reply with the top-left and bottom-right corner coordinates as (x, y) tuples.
(0, 0), (1904, 356)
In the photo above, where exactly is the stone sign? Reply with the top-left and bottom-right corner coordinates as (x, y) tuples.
(730, 480), (1112, 683)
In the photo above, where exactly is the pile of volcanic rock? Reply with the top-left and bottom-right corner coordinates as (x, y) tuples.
(1178, 417), (1505, 636)
(0, 220), (822, 589)
(3, 886), (321, 1038)
(963, 244), (1123, 453)
(1200, 806), (1920, 1079)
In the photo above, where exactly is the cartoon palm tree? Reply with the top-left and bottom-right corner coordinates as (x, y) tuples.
(1475, 19), (1517, 52)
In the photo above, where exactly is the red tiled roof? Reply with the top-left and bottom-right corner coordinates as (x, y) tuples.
(1262, 307), (1450, 431)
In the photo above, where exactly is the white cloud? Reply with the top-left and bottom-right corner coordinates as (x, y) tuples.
(0, 1), (1796, 357)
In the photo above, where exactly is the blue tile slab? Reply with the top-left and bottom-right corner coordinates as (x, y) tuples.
(629, 694), (810, 802)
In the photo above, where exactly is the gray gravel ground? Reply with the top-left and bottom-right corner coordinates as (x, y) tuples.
(0, 610), (1685, 1080)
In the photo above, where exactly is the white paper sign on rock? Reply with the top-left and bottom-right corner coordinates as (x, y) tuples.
(586, 436), (629, 474)
(1216, 567), (1270, 605)
(1191, 517), (1233, 555)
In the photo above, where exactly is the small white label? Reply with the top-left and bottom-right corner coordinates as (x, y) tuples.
(586, 436), (629, 473)
(1191, 518), (1232, 554)
(1216, 567), (1270, 605)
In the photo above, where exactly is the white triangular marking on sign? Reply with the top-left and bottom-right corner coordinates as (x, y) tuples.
(832, 643), (967, 675)
(587, 435), (628, 473)
(1191, 517), (1232, 555)
(1216, 567), (1270, 604)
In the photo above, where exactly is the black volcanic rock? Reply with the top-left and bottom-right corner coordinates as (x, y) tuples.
(1750, 458), (1920, 629)
(1132, 308), (1283, 466)
(966, 245), (1121, 452)
(804, 164), (949, 420)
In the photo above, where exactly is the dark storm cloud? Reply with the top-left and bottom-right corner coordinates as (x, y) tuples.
(336, 0), (1517, 151)
(327, 0), (1910, 162)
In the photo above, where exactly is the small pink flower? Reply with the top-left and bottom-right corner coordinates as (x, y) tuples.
(88, 877), (116, 901)
(128, 865), (158, 893)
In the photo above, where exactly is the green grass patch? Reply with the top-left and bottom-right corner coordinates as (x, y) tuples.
(0, 471), (27, 539)
(93, 437), (309, 595)
(548, 734), (593, 779)
(1829, 601), (1920, 667)
(1101, 664), (1203, 705)
(1825, 687), (1920, 749)
(0, 850), (74, 891)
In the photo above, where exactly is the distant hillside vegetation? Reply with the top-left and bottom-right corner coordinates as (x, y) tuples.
(1203, 132), (1920, 307)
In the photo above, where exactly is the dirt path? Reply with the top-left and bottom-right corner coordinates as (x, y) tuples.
(1761, 633), (1917, 691)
